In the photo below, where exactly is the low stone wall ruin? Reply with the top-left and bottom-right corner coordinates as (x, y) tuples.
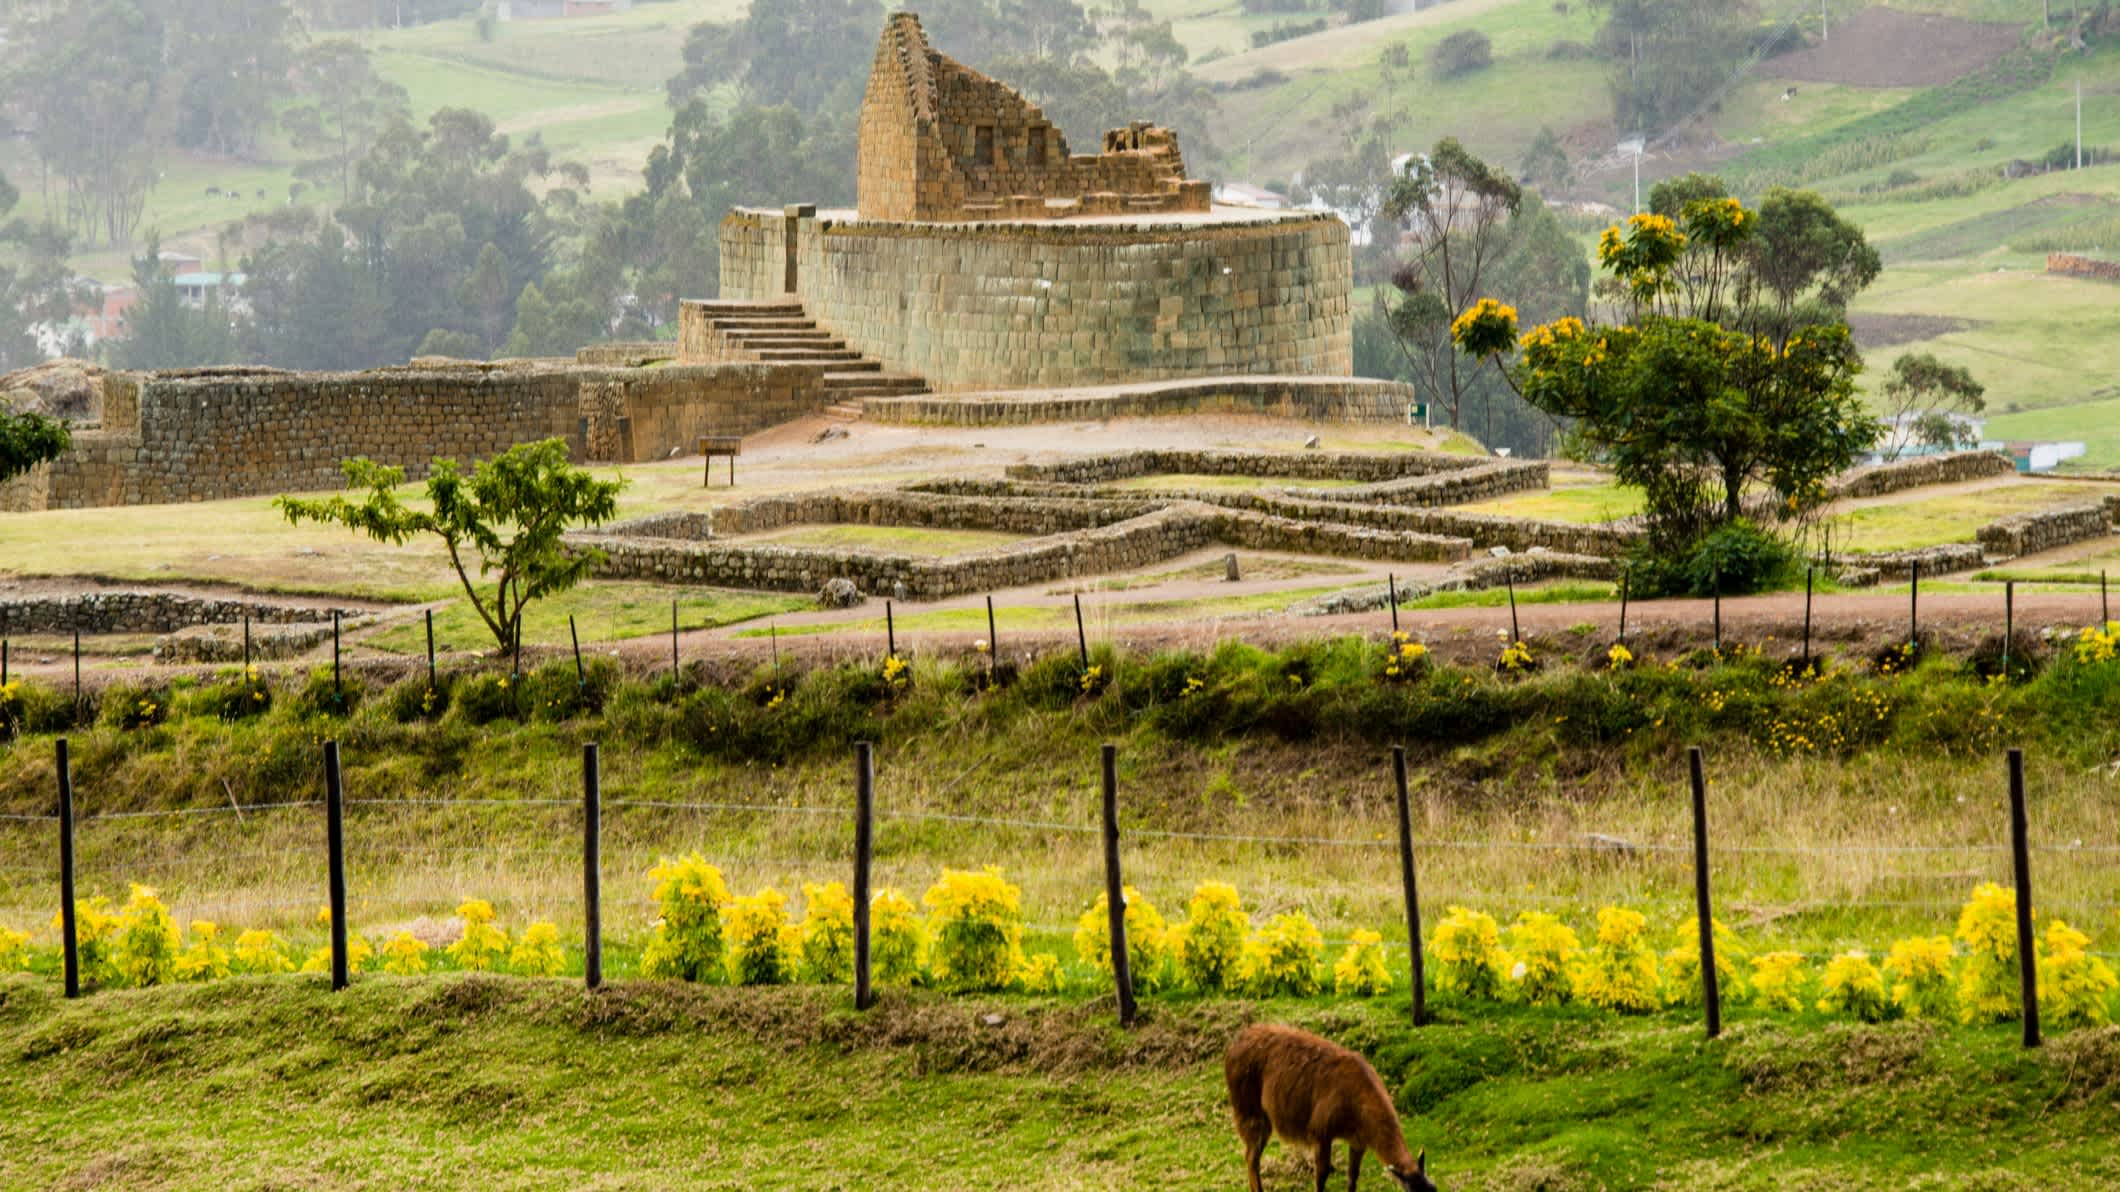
(1976, 503), (2113, 559)
(1007, 448), (1476, 486)
(0, 592), (359, 637)
(1837, 543), (1989, 582)
(1283, 461), (1547, 508)
(1830, 450), (2017, 500)
(867, 376), (1411, 425)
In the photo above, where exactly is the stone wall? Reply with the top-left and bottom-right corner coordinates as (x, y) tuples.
(1976, 503), (2113, 558)
(718, 208), (791, 299)
(1284, 461), (1547, 508)
(869, 376), (1410, 424)
(1830, 449), (2017, 500)
(718, 208), (1353, 392)
(3, 361), (828, 511)
(2047, 253), (2120, 283)
(0, 593), (356, 636)
(573, 342), (677, 366)
(1007, 448), (1474, 485)
(1839, 543), (1989, 582)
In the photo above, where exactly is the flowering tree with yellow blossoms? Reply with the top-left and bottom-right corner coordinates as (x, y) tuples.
(1452, 191), (1880, 588)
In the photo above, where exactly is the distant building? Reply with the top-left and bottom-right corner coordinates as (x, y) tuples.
(1213, 183), (1289, 210)
(172, 272), (246, 311)
(1992, 440), (2088, 474)
(496, 0), (632, 19)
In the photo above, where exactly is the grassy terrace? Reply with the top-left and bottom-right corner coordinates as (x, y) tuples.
(1460, 482), (1644, 525)
(1825, 481), (2115, 552)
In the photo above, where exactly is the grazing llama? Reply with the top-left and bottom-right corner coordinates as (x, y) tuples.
(1224, 1024), (1437, 1192)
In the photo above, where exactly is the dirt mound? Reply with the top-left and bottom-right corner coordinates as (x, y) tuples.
(1763, 8), (2020, 88)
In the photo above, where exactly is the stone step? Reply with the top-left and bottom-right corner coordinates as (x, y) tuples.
(755, 347), (863, 363)
(830, 383), (929, 399)
(721, 325), (832, 340)
(730, 337), (848, 353)
(713, 318), (819, 332)
(822, 368), (912, 388)
(825, 402), (866, 421)
(689, 299), (804, 315)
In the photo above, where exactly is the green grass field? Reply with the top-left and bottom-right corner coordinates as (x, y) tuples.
(741, 525), (1027, 556)
(1826, 480), (2115, 552)
(2, 976), (2115, 1190)
(1460, 483), (1645, 525)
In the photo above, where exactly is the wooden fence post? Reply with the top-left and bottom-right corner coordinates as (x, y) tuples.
(670, 600), (680, 679)
(325, 740), (349, 992)
(2102, 570), (2109, 628)
(583, 742), (603, 991)
(1909, 560), (1920, 647)
(2008, 748), (2039, 1048)
(332, 611), (341, 700)
(2004, 581), (2016, 678)
(886, 601), (897, 659)
(1075, 594), (1090, 671)
(1388, 574), (1400, 636)
(1391, 747), (1426, 1026)
(1802, 568), (1814, 668)
(57, 738), (78, 1000)
(1100, 744), (1136, 1027)
(72, 629), (80, 710)
(985, 595), (998, 679)
(243, 615), (252, 670)
(1506, 574), (1520, 644)
(2, 639), (9, 685)
(853, 741), (875, 1010)
(1712, 569), (1722, 654)
(425, 609), (437, 692)
(1689, 746), (1721, 1039)
(1617, 568), (1630, 647)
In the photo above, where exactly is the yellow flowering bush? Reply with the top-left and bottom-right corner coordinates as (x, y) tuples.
(1174, 881), (1249, 993)
(1818, 950), (1892, 1022)
(1383, 632), (1429, 683)
(1014, 951), (1065, 994)
(870, 888), (926, 984)
(0, 924), (32, 971)
(1606, 642), (1635, 672)
(721, 887), (795, 985)
(1954, 882), (2023, 1024)
(114, 884), (181, 987)
(1497, 640), (1537, 674)
(922, 867), (1026, 992)
(2038, 920), (2118, 1030)
(798, 881), (857, 984)
(2074, 621), (2119, 665)
(1078, 664), (1107, 696)
(300, 905), (373, 973)
(233, 928), (295, 975)
(1073, 885), (1173, 993)
(1662, 918), (1746, 1006)
(1883, 935), (1955, 1019)
(881, 653), (910, 693)
(1332, 929), (1393, 997)
(1576, 907), (1660, 1013)
(380, 931), (430, 975)
(1749, 951), (1809, 1012)
(174, 920), (232, 982)
(1430, 906), (1509, 1001)
(447, 898), (509, 971)
(52, 896), (119, 986)
(510, 921), (566, 977)
(640, 853), (733, 982)
(1506, 911), (1580, 1005)
(1240, 911), (1324, 998)
(1450, 298), (1520, 359)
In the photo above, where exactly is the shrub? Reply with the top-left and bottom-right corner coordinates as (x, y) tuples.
(0, 679), (23, 739)
(1750, 951), (1809, 1012)
(114, 884), (180, 987)
(1955, 882), (2022, 1024)
(1333, 929), (1394, 997)
(870, 888), (926, 984)
(522, 657), (619, 721)
(2073, 621), (2119, 665)
(798, 881), (856, 984)
(1383, 633), (1430, 683)
(1883, 935), (1955, 1019)
(0, 924), (31, 970)
(232, 929), (295, 975)
(2038, 919), (2118, 1030)
(640, 854), (733, 982)
(1686, 520), (1794, 597)
(1240, 911), (1324, 998)
(1073, 885), (1173, 993)
(510, 921), (566, 977)
(1662, 918), (1746, 1006)
(923, 867), (1026, 992)
(380, 931), (430, 975)
(1818, 950), (1893, 1022)
(1497, 640), (1537, 675)
(447, 898), (509, 971)
(1174, 881), (1249, 993)
(1431, 29), (1492, 78)
(300, 905), (372, 973)
(61, 896), (119, 986)
(292, 667), (362, 718)
(451, 671), (521, 725)
(1506, 911), (1580, 1005)
(722, 888), (795, 985)
(197, 666), (272, 722)
(384, 675), (450, 723)
(174, 920), (232, 982)
(1015, 952), (1065, 994)
(1431, 906), (1510, 1001)
(1576, 907), (1661, 1012)
(100, 684), (170, 732)
(1967, 631), (2044, 685)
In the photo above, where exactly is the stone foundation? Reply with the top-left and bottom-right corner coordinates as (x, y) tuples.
(1830, 450), (2017, 500)
(1976, 503), (2113, 558)
(0, 592), (358, 636)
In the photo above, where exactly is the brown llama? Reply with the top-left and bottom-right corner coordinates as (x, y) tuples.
(1224, 1024), (1437, 1192)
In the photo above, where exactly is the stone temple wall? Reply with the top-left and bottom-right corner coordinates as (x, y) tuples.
(2, 362), (828, 511)
(720, 207), (1353, 392)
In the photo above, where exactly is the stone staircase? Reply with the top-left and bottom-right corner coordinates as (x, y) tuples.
(686, 299), (928, 422)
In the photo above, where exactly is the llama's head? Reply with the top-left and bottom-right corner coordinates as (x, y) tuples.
(1387, 1148), (1437, 1192)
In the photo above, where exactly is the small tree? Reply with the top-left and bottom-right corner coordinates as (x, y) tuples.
(276, 439), (623, 666)
(1, 410), (71, 485)
(1878, 353), (1985, 461)
(1430, 30), (1493, 79)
